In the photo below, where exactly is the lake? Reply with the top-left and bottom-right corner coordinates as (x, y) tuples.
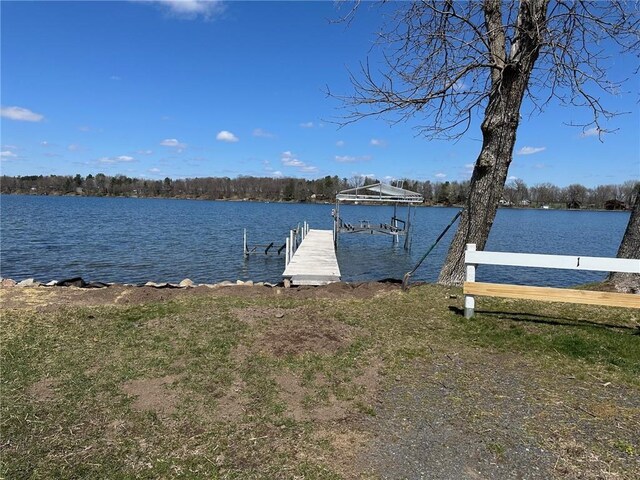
(0, 194), (630, 287)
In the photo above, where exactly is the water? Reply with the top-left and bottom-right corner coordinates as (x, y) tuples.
(0, 195), (630, 287)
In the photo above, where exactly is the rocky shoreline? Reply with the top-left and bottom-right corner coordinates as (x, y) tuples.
(0, 276), (279, 289)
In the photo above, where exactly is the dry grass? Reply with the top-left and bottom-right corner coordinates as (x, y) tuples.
(1, 284), (638, 479)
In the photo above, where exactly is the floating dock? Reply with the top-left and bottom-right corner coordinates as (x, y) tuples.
(282, 229), (341, 286)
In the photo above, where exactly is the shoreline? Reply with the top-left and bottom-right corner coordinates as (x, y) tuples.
(0, 192), (632, 213)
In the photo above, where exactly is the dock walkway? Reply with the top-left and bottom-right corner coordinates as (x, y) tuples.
(282, 229), (341, 285)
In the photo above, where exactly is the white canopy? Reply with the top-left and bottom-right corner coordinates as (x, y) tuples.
(336, 182), (423, 204)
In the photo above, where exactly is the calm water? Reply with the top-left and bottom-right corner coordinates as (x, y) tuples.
(0, 195), (630, 287)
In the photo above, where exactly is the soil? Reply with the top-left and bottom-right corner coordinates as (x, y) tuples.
(0, 282), (400, 311)
(27, 378), (57, 402)
(121, 375), (180, 415)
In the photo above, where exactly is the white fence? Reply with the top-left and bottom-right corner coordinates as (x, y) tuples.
(463, 243), (640, 318)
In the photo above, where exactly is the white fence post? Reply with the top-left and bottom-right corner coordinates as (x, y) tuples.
(464, 243), (477, 319)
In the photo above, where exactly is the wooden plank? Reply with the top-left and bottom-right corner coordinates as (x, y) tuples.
(464, 282), (640, 309)
(283, 229), (340, 285)
(465, 250), (640, 274)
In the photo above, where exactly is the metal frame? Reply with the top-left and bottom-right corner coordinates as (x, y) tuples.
(333, 182), (423, 250)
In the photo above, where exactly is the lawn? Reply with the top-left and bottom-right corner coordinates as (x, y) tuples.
(1, 283), (638, 479)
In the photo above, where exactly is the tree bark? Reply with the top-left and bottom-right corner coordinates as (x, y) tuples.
(608, 189), (640, 293)
(438, 0), (549, 285)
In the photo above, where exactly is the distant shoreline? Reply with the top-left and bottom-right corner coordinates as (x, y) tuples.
(0, 192), (632, 213)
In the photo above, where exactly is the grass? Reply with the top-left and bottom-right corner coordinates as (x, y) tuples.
(1, 284), (639, 479)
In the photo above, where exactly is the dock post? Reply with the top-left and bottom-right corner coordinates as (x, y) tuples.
(404, 204), (411, 250)
(290, 230), (295, 255)
(243, 228), (248, 256)
(285, 237), (291, 266)
(464, 244), (476, 319)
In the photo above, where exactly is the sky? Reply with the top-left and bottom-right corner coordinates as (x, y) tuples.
(1, 0), (639, 187)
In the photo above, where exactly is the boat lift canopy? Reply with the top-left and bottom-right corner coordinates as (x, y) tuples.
(333, 182), (423, 249)
(336, 182), (423, 204)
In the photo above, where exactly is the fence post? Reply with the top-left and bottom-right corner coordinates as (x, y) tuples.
(464, 243), (476, 319)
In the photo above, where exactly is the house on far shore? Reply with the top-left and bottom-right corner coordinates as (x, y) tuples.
(604, 199), (626, 210)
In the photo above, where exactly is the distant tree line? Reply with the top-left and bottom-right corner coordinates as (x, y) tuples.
(1, 174), (637, 210)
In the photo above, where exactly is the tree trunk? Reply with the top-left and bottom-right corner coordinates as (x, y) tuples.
(608, 189), (640, 293)
(437, 81), (523, 285)
(438, 0), (548, 286)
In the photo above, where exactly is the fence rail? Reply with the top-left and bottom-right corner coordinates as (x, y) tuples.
(463, 243), (640, 318)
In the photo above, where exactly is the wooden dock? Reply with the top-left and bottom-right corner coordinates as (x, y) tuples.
(283, 229), (341, 286)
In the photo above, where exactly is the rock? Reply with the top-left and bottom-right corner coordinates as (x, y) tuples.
(57, 277), (87, 288)
(236, 280), (245, 285)
(1, 278), (17, 287)
(179, 278), (194, 287)
(255, 282), (265, 287)
(145, 281), (160, 287)
(217, 281), (233, 287)
(244, 280), (254, 286)
(263, 282), (276, 288)
(45, 280), (58, 286)
(16, 278), (39, 287)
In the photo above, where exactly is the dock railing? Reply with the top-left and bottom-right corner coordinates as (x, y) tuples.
(463, 243), (640, 318)
(285, 221), (309, 267)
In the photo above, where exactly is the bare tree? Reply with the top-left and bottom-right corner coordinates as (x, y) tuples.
(334, 1), (638, 285)
(608, 185), (640, 292)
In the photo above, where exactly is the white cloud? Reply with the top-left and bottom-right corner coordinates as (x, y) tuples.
(67, 144), (82, 152)
(216, 130), (239, 142)
(151, 0), (225, 19)
(110, 75), (121, 81)
(149, 167), (161, 173)
(299, 122), (314, 128)
(98, 155), (135, 164)
(2, 144), (18, 150)
(160, 138), (186, 150)
(581, 127), (601, 138)
(335, 155), (371, 163)
(370, 138), (386, 147)
(280, 151), (318, 174)
(0, 150), (17, 158)
(253, 128), (274, 138)
(508, 175), (519, 181)
(271, 170), (283, 178)
(453, 80), (468, 92)
(336, 140), (345, 147)
(1, 106), (44, 122)
(40, 141), (50, 146)
(435, 172), (447, 179)
(137, 149), (154, 155)
(516, 146), (546, 155)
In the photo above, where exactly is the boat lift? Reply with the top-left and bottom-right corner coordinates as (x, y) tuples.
(333, 182), (423, 250)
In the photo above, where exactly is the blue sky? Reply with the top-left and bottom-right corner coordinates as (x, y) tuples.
(1, 0), (638, 187)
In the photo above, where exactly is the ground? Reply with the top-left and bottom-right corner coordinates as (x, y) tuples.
(1, 283), (639, 479)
